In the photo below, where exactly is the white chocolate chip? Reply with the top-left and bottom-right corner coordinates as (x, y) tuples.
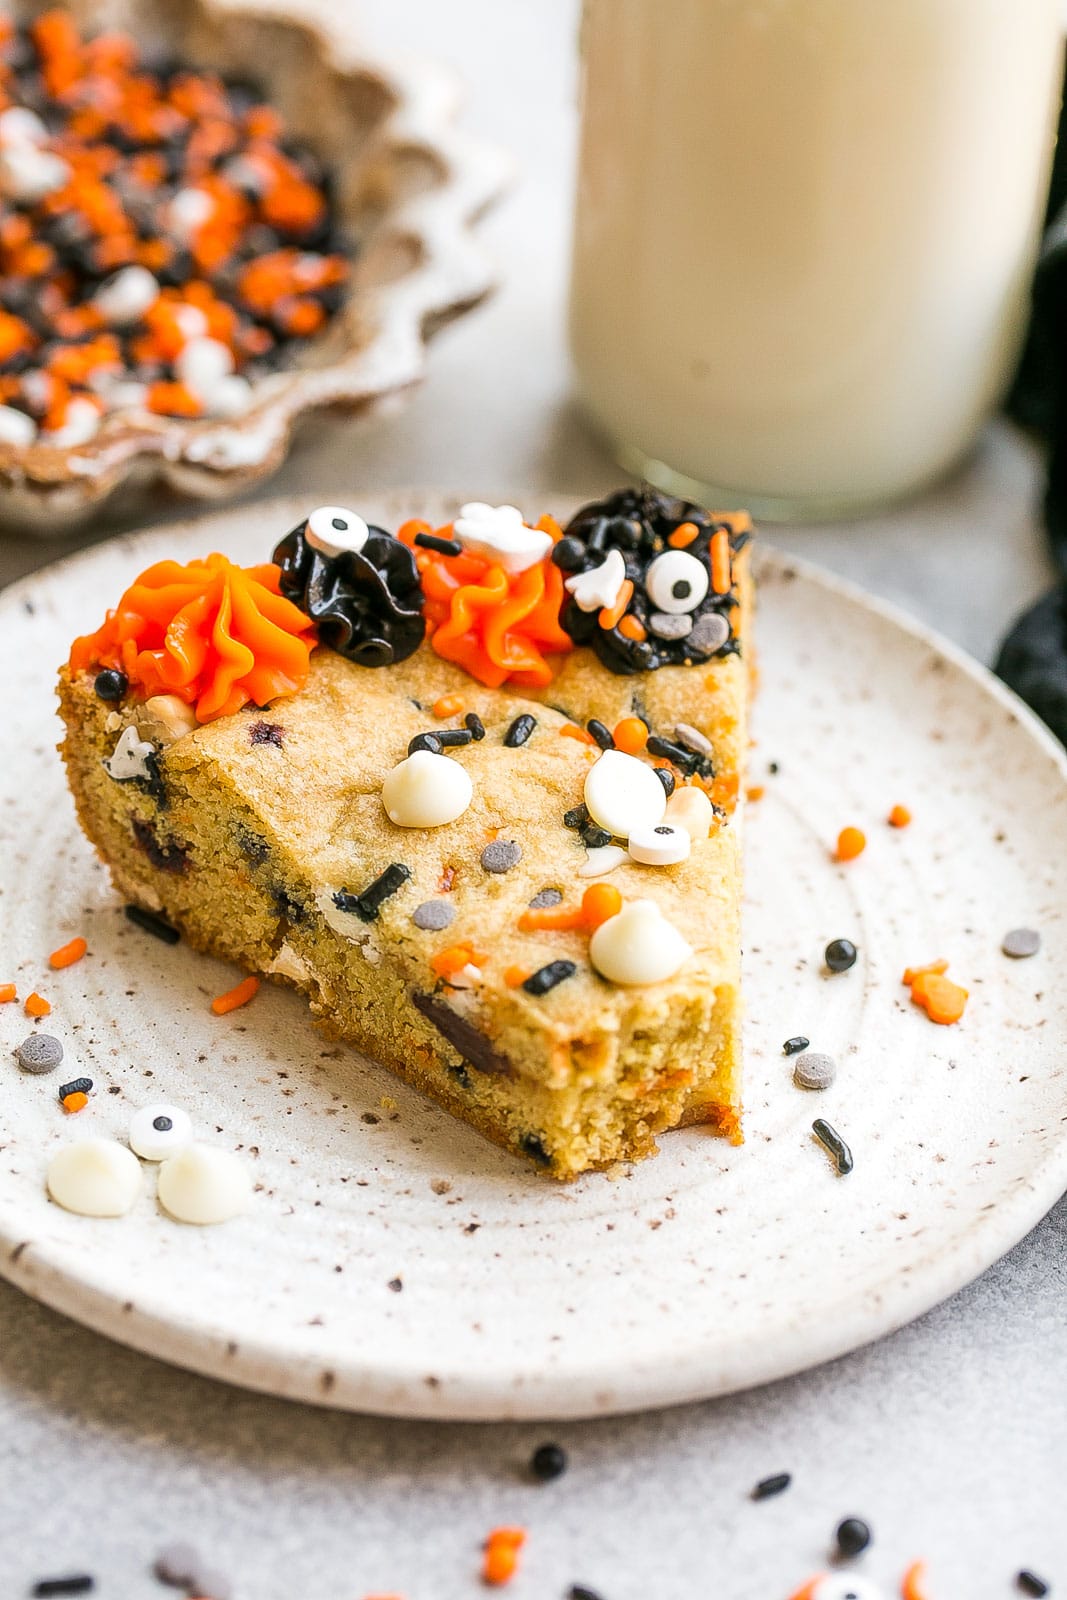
(305, 505), (369, 558)
(141, 695), (198, 743)
(447, 963), (482, 989)
(266, 941), (311, 983)
(584, 749), (666, 840)
(104, 711), (124, 732)
(92, 265), (160, 326)
(664, 785), (715, 840)
(453, 501), (551, 574)
(382, 749), (473, 828)
(588, 899), (692, 986)
(41, 396), (101, 448)
(175, 337), (234, 392)
(578, 843), (629, 877)
(0, 144), (69, 201)
(0, 404), (36, 448)
(47, 1139), (143, 1217)
(104, 724), (158, 782)
(564, 548), (627, 613)
(129, 1104), (193, 1162)
(204, 373), (253, 419)
(157, 1144), (252, 1225)
(628, 821), (691, 866)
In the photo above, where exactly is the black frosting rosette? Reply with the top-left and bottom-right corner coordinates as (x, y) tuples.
(553, 486), (747, 675)
(273, 509), (426, 668)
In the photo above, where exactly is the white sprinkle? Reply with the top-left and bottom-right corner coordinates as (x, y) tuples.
(0, 144), (69, 202)
(453, 501), (551, 574)
(588, 899), (692, 986)
(584, 748), (666, 840)
(93, 264), (160, 326)
(157, 1144), (252, 1225)
(447, 963), (482, 989)
(47, 1139), (143, 1217)
(627, 821), (691, 866)
(0, 405), (36, 448)
(305, 505), (369, 558)
(176, 337), (234, 392)
(168, 186), (215, 240)
(674, 722), (713, 757)
(664, 785), (714, 840)
(21, 371), (54, 412)
(173, 303), (209, 341)
(103, 724), (157, 782)
(203, 373), (253, 419)
(578, 843), (629, 878)
(0, 107), (49, 146)
(382, 749), (472, 828)
(564, 547), (627, 613)
(41, 397), (101, 448)
(129, 1104), (193, 1162)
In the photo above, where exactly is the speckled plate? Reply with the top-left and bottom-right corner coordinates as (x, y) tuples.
(1, 492), (1066, 1421)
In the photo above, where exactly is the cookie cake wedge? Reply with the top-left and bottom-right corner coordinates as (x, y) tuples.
(57, 488), (753, 1178)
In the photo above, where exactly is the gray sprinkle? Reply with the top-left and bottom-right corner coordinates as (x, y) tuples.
(675, 721), (713, 756)
(412, 900), (456, 932)
(1002, 927), (1041, 959)
(529, 887), (563, 909)
(687, 611), (731, 656)
(793, 1051), (837, 1091)
(648, 611), (693, 640)
(481, 840), (522, 874)
(153, 1544), (202, 1587)
(15, 1034), (63, 1074)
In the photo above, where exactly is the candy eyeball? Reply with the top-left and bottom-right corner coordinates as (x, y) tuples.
(305, 505), (370, 558)
(129, 1104), (193, 1162)
(645, 549), (710, 615)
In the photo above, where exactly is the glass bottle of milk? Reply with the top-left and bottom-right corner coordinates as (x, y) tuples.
(569, 0), (1065, 518)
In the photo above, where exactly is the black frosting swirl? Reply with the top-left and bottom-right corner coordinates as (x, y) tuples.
(273, 520), (426, 668)
(555, 486), (747, 675)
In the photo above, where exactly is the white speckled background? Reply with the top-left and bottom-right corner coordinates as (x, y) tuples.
(1, 2), (1065, 1597)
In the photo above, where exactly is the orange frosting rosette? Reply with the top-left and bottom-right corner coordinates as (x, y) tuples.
(398, 514), (572, 689)
(69, 552), (317, 722)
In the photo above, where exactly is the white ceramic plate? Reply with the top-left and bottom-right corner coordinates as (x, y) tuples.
(1, 493), (1066, 1421)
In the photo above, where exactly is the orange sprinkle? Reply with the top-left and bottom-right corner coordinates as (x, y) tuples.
(888, 804), (913, 828)
(49, 936), (87, 970)
(710, 528), (732, 595)
(617, 613), (647, 642)
(909, 970), (968, 1026)
(25, 992), (51, 1018)
(902, 959), (949, 986)
(211, 975), (260, 1015)
(598, 577), (634, 631)
(613, 716), (648, 754)
(517, 902), (586, 933)
(560, 723), (596, 746)
(835, 826), (867, 861)
(901, 1560), (930, 1600)
(433, 694), (465, 719)
(581, 883), (622, 929)
(0, 984), (17, 1004)
(62, 1092), (89, 1114)
(746, 785), (765, 802)
(668, 520), (700, 548)
(504, 965), (531, 988)
(482, 1528), (526, 1587)
(430, 943), (487, 979)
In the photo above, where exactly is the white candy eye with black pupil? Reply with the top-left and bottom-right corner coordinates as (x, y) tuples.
(129, 1102), (193, 1162)
(305, 505), (370, 558)
(645, 549), (709, 615)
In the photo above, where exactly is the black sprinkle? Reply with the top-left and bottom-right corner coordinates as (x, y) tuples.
(387, 1276), (403, 1293)
(752, 1472), (792, 1500)
(530, 1442), (568, 1481)
(504, 713), (536, 747)
(825, 938), (858, 972)
(519, 1132), (552, 1166)
(249, 721), (284, 748)
(93, 668), (127, 702)
(529, 888), (563, 909)
(333, 863), (412, 922)
(835, 1517), (872, 1557)
(523, 960), (577, 996)
(58, 1077), (93, 1099)
(135, 750), (168, 808)
(768, 761), (780, 774)
(646, 734), (713, 778)
(813, 1118), (853, 1176)
(437, 727), (474, 747)
(124, 905), (180, 944)
(464, 712), (486, 741)
(32, 1579), (95, 1597)
(408, 731), (443, 755)
(586, 719), (614, 749)
(563, 804), (589, 830)
(653, 767), (676, 797)
(414, 531), (462, 556)
(783, 1036), (810, 1055)
(568, 1588), (605, 1600)
(580, 822), (612, 850)
(1018, 1573), (1050, 1597)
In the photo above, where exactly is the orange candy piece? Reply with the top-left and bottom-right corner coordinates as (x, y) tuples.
(25, 993), (51, 1018)
(612, 716), (648, 754)
(482, 1528), (526, 1587)
(49, 937), (88, 970)
(888, 803), (913, 828)
(69, 552), (317, 724)
(211, 975), (260, 1015)
(835, 826), (867, 861)
(0, 984), (18, 1004)
(62, 1092), (89, 1113)
(903, 961), (967, 1025)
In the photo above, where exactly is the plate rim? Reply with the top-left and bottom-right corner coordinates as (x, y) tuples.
(1, 490), (1066, 1421)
